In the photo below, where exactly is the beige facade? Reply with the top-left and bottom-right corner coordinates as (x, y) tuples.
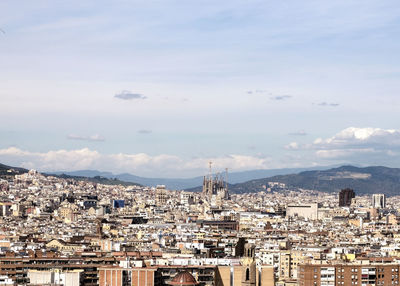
(286, 203), (319, 220)
(28, 269), (82, 286)
(215, 266), (274, 286)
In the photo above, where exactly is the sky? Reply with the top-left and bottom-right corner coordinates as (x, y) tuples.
(1, 0), (400, 177)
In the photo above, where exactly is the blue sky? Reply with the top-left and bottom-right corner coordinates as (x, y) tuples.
(1, 0), (400, 177)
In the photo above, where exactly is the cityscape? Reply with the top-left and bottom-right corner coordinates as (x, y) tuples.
(1, 1), (400, 285)
(0, 164), (400, 285)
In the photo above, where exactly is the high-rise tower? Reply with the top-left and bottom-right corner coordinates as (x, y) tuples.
(372, 194), (386, 209)
(339, 188), (355, 207)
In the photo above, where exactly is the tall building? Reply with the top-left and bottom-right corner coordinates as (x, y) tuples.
(156, 185), (168, 206)
(372, 193), (386, 208)
(241, 244), (256, 286)
(338, 188), (355, 207)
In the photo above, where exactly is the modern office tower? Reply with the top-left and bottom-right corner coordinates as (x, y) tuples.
(372, 193), (386, 208)
(338, 188), (355, 207)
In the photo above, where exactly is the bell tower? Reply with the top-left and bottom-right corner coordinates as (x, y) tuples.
(241, 243), (256, 286)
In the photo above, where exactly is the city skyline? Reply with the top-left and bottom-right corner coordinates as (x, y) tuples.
(1, 1), (400, 177)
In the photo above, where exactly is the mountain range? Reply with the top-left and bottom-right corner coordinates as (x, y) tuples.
(226, 165), (400, 196)
(2, 162), (400, 196)
(49, 166), (334, 190)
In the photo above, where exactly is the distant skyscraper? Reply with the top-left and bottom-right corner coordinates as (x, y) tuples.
(339, 188), (355, 207)
(372, 194), (386, 209)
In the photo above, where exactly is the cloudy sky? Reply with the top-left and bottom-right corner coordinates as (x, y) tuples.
(1, 0), (400, 177)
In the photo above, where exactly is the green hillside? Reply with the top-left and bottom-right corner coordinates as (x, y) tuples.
(229, 165), (400, 196)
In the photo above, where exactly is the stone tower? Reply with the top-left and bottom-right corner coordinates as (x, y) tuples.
(241, 243), (256, 286)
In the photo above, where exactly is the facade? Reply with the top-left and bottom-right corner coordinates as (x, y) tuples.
(0, 202), (12, 217)
(279, 252), (291, 279)
(180, 192), (195, 206)
(99, 267), (157, 286)
(214, 244), (274, 286)
(372, 194), (386, 209)
(339, 188), (355, 207)
(286, 203), (319, 220)
(0, 255), (114, 285)
(156, 185), (168, 206)
(0, 275), (13, 285)
(298, 263), (400, 286)
(198, 220), (239, 231)
(241, 244), (256, 286)
(28, 269), (82, 286)
(113, 199), (125, 209)
(215, 266), (274, 286)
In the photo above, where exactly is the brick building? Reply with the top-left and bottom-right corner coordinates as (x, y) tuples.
(298, 262), (400, 286)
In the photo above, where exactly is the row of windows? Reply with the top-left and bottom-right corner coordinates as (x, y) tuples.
(377, 281), (399, 285)
(311, 267), (400, 273)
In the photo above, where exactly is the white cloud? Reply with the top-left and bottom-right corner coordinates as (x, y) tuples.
(0, 147), (273, 177)
(287, 127), (400, 164)
(0, 147), (101, 171)
(289, 127), (400, 151)
(313, 127), (400, 149)
(285, 142), (300, 150)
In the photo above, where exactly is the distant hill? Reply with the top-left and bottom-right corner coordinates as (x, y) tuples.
(50, 166), (335, 190)
(0, 163), (140, 186)
(227, 165), (400, 196)
(53, 173), (141, 187)
(3, 162), (400, 195)
(0, 163), (28, 179)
